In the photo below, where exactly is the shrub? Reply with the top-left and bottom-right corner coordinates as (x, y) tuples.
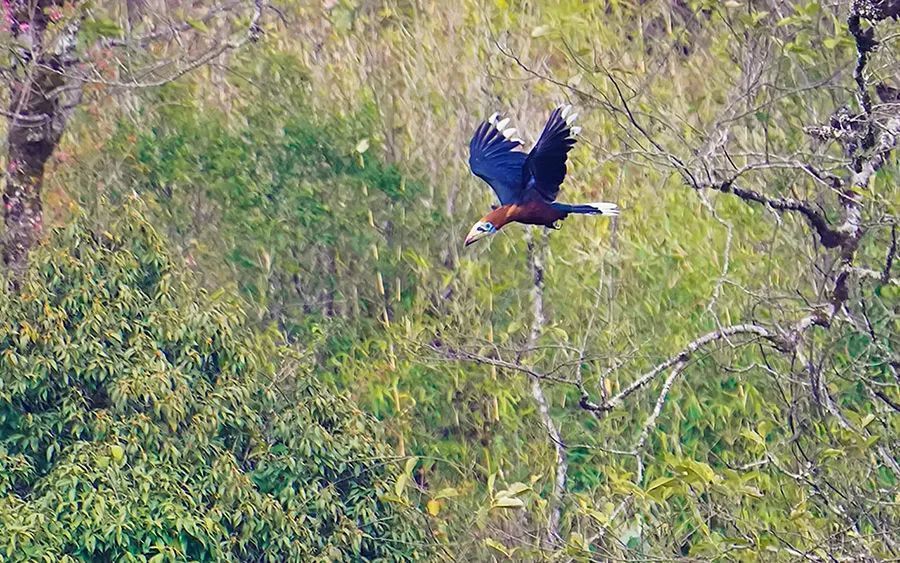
(0, 205), (428, 561)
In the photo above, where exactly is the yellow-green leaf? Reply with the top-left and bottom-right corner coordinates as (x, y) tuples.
(492, 497), (525, 509)
(484, 538), (510, 556)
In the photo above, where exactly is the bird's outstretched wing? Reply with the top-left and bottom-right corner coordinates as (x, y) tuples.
(523, 105), (581, 202)
(468, 113), (527, 206)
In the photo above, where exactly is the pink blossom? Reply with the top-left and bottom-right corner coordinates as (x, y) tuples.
(2, 0), (14, 29)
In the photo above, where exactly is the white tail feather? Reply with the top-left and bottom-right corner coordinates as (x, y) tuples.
(585, 201), (620, 216)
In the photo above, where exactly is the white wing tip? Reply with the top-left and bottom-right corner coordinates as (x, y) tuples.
(570, 126), (582, 136)
(560, 104), (573, 118)
(486, 112), (522, 144)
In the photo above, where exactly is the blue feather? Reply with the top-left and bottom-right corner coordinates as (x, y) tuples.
(523, 106), (577, 202)
(468, 106), (579, 206)
(468, 117), (527, 206)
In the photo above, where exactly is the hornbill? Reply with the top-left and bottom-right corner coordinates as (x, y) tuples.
(464, 105), (619, 247)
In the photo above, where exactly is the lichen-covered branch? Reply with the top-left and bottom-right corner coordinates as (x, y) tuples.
(2, 0), (81, 279)
(520, 228), (568, 550)
(579, 323), (776, 413)
(2, 0), (268, 277)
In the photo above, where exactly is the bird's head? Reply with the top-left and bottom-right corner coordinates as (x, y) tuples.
(464, 220), (497, 247)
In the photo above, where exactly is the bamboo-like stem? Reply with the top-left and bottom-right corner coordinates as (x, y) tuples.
(488, 263), (500, 422)
(393, 381), (404, 457)
(362, 183), (400, 451)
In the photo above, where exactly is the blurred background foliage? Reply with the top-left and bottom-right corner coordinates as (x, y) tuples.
(2, 0), (898, 560)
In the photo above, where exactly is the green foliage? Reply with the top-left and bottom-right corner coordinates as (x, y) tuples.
(0, 207), (429, 561)
(89, 56), (437, 341)
(35, 0), (900, 560)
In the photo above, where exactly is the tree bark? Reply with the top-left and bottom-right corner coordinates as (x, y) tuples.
(2, 0), (80, 279)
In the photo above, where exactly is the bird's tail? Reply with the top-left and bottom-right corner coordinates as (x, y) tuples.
(552, 201), (620, 216)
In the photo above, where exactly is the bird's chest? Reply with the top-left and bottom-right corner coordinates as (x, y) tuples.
(506, 201), (565, 227)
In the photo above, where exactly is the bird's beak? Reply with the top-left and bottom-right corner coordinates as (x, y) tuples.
(464, 223), (491, 247)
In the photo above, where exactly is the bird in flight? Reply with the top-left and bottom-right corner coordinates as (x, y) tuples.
(464, 105), (619, 247)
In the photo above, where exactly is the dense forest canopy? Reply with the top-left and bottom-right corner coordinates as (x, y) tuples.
(1, 0), (898, 561)
(0, 209), (427, 560)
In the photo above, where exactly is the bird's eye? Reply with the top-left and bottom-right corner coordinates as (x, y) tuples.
(480, 223), (493, 232)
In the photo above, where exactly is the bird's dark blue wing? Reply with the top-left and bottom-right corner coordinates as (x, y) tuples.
(468, 113), (527, 205)
(523, 105), (580, 202)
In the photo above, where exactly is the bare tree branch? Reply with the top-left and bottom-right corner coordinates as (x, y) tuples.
(883, 223), (897, 283)
(520, 228), (567, 551)
(632, 359), (687, 484)
(702, 179), (844, 248)
(101, 0), (245, 48)
(579, 323), (775, 413)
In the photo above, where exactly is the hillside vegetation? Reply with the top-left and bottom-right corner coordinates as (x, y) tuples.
(1, 0), (898, 560)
